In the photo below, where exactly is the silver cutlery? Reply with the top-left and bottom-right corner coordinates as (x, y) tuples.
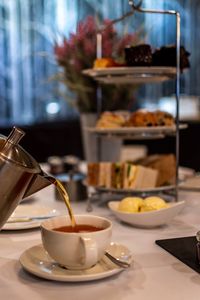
(105, 251), (132, 268)
(7, 216), (54, 223)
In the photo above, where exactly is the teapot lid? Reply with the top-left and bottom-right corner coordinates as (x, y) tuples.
(0, 127), (41, 173)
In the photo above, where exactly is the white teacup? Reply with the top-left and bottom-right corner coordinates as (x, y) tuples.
(41, 214), (112, 270)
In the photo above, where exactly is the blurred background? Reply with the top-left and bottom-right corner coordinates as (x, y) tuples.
(0, 0), (199, 168)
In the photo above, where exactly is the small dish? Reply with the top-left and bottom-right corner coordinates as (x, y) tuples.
(178, 166), (195, 181)
(19, 242), (132, 282)
(2, 204), (59, 231)
(108, 200), (185, 228)
(179, 175), (200, 191)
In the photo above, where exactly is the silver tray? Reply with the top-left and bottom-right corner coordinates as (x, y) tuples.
(82, 66), (176, 84)
(94, 185), (175, 194)
(85, 124), (187, 139)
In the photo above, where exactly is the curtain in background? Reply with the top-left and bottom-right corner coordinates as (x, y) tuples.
(142, 0), (200, 108)
(0, 0), (199, 126)
(0, 0), (78, 125)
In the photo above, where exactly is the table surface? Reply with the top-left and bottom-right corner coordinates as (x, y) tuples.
(1, 184), (200, 300)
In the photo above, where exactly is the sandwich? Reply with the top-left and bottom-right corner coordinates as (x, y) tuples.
(134, 154), (176, 186)
(98, 162), (112, 188)
(87, 163), (100, 186)
(98, 162), (124, 189)
(123, 163), (158, 189)
(110, 162), (125, 189)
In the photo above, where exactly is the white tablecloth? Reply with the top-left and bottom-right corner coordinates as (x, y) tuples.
(1, 185), (200, 300)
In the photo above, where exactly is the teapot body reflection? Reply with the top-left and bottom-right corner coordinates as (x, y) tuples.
(0, 127), (51, 229)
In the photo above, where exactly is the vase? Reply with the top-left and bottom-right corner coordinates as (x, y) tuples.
(80, 113), (122, 162)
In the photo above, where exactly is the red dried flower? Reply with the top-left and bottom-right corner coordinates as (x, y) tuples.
(54, 15), (141, 112)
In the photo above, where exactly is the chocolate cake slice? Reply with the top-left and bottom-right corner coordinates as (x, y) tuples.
(152, 45), (190, 70)
(124, 44), (152, 66)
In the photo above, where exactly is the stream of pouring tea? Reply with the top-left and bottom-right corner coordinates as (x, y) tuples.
(45, 175), (76, 227)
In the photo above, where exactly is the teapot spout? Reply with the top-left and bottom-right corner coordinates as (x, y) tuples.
(23, 172), (52, 198)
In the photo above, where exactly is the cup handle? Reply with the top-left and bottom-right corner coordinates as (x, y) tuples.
(80, 237), (98, 267)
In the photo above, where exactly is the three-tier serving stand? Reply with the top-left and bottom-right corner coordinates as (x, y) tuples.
(83, 0), (182, 208)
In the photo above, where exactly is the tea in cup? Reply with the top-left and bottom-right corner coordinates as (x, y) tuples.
(41, 214), (112, 270)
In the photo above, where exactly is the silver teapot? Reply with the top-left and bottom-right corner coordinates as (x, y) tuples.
(0, 127), (52, 229)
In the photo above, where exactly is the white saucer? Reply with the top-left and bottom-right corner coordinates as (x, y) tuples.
(2, 204), (59, 231)
(19, 243), (132, 282)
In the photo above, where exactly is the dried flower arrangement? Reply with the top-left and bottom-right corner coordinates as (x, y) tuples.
(54, 15), (142, 112)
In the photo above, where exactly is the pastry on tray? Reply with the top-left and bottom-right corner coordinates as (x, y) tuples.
(95, 111), (129, 129)
(92, 44), (190, 70)
(124, 44), (153, 66)
(125, 109), (175, 127)
(95, 110), (174, 129)
(152, 45), (190, 71)
(123, 43), (190, 70)
(125, 110), (157, 127)
(93, 58), (125, 68)
(153, 110), (175, 126)
(93, 57), (117, 68)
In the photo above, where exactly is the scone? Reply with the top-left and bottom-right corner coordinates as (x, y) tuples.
(125, 109), (174, 127)
(154, 110), (174, 126)
(126, 110), (156, 127)
(96, 111), (126, 128)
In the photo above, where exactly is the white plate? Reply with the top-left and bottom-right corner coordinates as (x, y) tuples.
(108, 201), (185, 228)
(19, 242), (132, 282)
(2, 204), (59, 231)
(86, 124), (187, 136)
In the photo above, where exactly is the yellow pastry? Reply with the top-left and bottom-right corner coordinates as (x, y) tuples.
(118, 197), (143, 213)
(140, 196), (169, 212)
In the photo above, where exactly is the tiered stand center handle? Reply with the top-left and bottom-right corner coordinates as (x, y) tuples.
(95, 0), (181, 202)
